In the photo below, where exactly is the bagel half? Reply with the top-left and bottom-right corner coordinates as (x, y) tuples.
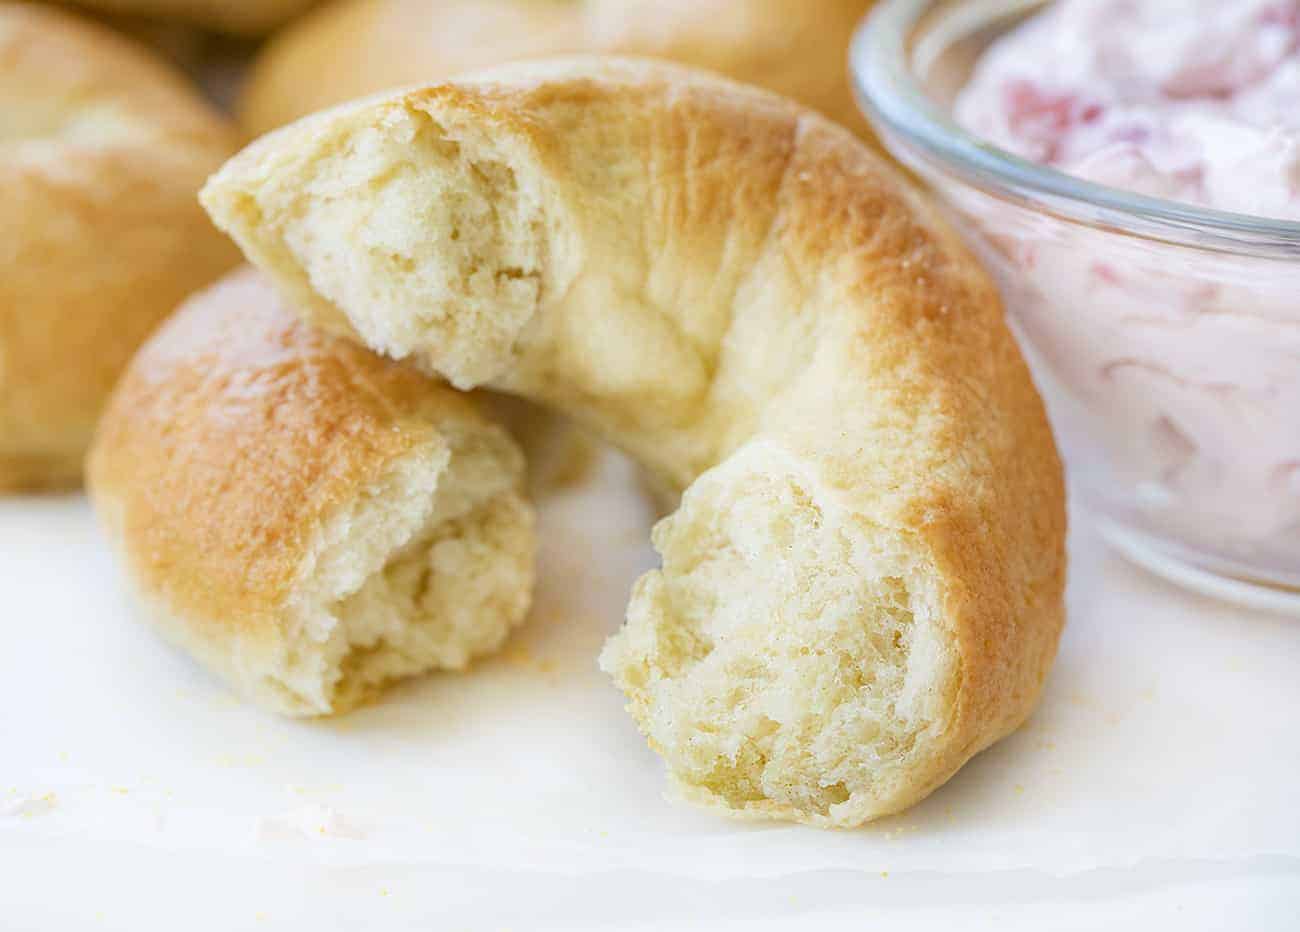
(88, 269), (537, 716)
(0, 4), (239, 490)
(202, 59), (1067, 825)
(239, 0), (875, 139)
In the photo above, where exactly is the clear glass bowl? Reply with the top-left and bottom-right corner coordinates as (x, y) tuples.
(852, 0), (1300, 612)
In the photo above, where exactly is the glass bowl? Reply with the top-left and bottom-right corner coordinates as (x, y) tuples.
(852, 0), (1300, 612)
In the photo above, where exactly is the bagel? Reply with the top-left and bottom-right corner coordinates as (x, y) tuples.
(66, 0), (318, 35)
(0, 4), (239, 490)
(239, 0), (875, 139)
(201, 59), (1067, 826)
(87, 268), (537, 716)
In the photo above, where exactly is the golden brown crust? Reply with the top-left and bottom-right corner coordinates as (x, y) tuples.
(88, 267), (483, 634)
(772, 118), (1069, 808)
(203, 58), (1066, 822)
(0, 4), (240, 490)
(64, 0), (318, 35)
(239, 0), (876, 138)
(90, 267), (537, 716)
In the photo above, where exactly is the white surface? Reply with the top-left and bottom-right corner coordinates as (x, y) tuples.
(2, 451), (1298, 930)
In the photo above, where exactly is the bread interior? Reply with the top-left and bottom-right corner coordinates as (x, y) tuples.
(238, 102), (551, 389)
(273, 421), (533, 714)
(601, 441), (957, 822)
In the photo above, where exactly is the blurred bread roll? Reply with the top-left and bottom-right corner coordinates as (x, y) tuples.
(65, 0), (318, 35)
(240, 0), (875, 138)
(88, 269), (537, 716)
(0, 4), (239, 490)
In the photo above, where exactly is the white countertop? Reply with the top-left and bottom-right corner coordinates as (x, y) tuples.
(3, 450), (1297, 930)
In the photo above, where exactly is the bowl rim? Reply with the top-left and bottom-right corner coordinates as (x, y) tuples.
(850, 0), (1300, 259)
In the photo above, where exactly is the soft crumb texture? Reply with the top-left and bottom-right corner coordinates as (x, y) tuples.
(66, 0), (318, 35)
(602, 442), (954, 824)
(239, 0), (877, 139)
(0, 4), (239, 491)
(202, 59), (1067, 823)
(87, 269), (536, 716)
(202, 101), (552, 388)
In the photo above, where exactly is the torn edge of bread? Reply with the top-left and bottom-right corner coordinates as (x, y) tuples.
(88, 270), (537, 717)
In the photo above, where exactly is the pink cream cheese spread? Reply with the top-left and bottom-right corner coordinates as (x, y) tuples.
(958, 0), (1300, 219)
(951, 0), (1300, 579)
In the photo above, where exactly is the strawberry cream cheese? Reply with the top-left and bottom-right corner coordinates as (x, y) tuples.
(950, 0), (1300, 581)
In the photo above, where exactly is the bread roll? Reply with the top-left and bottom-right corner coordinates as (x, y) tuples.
(239, 0), (875, 139)
(88, 268), (536, 717)
(0, 4), (239, 491)
(65, 0), (318, 35)
(202, 59), (1067, 824)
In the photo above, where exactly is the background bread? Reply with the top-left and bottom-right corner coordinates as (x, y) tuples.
(88, 268), (537, 716)
(0, 3), (239, 490)
(239, 0), (876, 138)
(64, 0), (318, 35)
(202, 58), (1068, 825)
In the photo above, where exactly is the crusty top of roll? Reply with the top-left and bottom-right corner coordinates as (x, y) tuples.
(89, 268), (535, 715)
(89, 267), (493, 632)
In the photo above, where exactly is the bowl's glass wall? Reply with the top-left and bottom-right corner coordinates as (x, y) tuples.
(859, 0), (1300, 588)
